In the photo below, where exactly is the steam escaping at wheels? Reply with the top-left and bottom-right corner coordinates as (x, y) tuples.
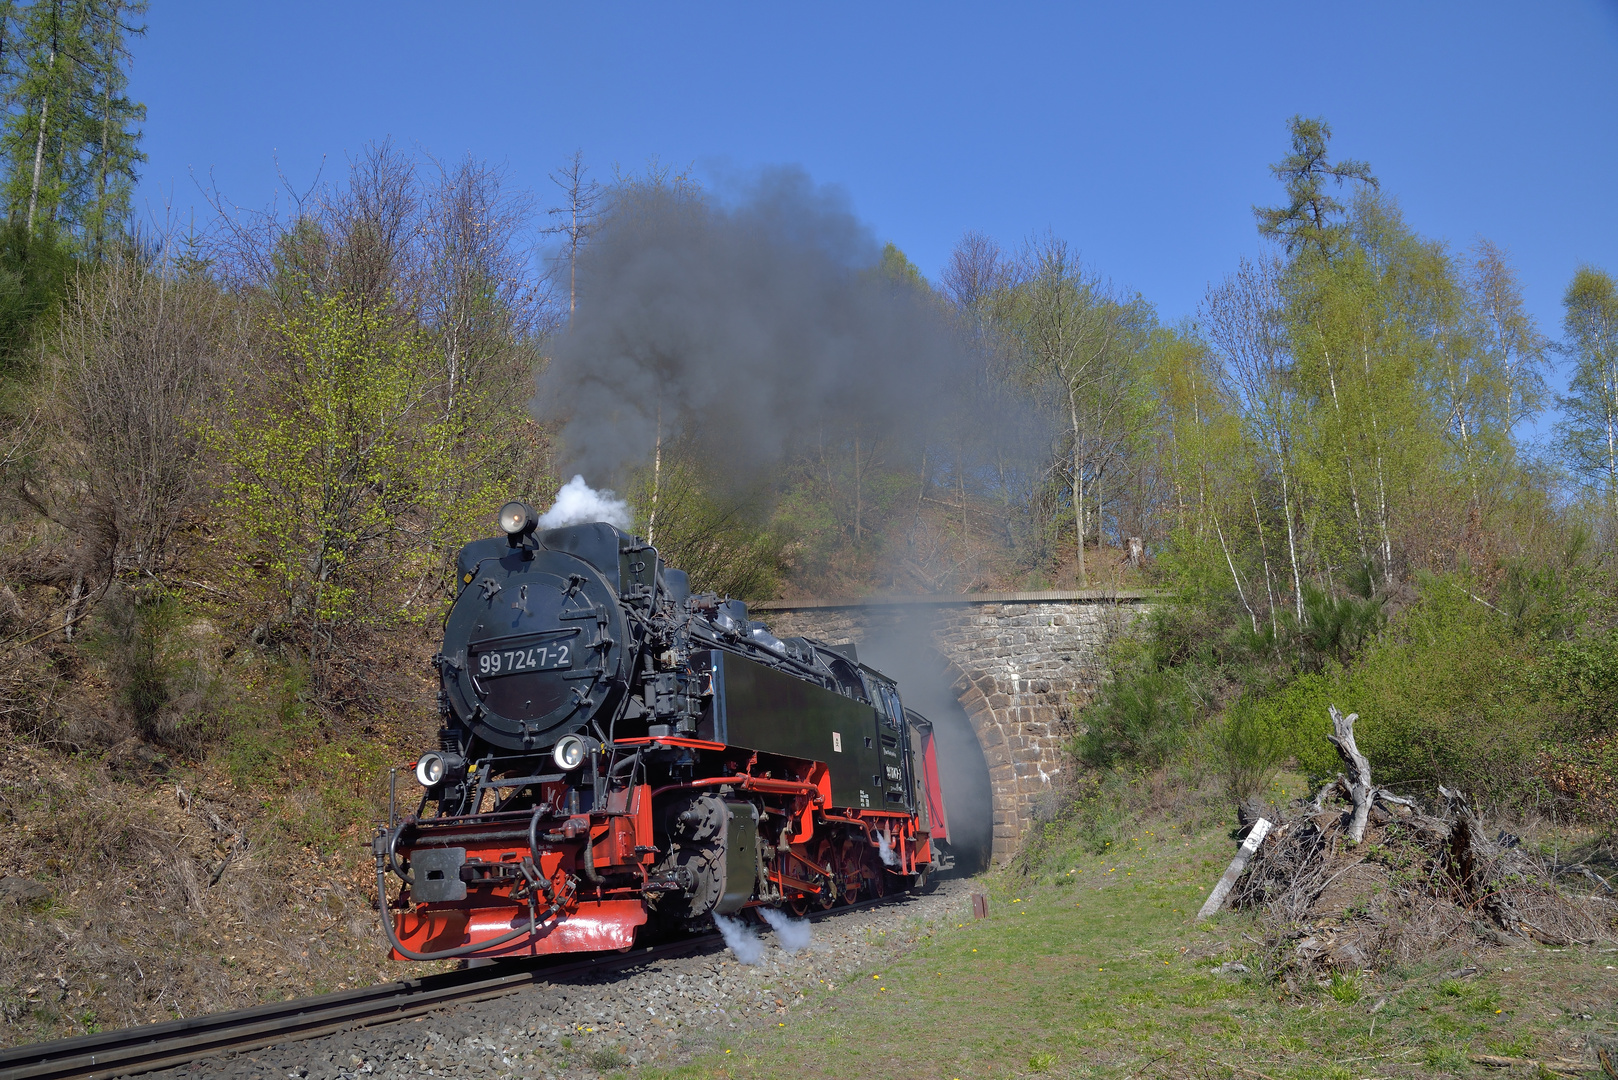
(713, 913), (766, 964)
(374, 503), (956, 964)
(758, 907), (812, 953)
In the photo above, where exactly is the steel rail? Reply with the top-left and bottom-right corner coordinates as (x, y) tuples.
(0, 891), (916, 1080)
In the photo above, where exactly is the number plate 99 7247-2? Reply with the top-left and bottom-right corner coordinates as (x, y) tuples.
(473, 641), (572, 677)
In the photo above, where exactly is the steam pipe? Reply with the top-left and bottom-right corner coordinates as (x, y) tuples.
(578, 829), (601, 885)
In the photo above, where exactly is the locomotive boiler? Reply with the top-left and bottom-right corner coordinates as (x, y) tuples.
(374, 501), (953, 961)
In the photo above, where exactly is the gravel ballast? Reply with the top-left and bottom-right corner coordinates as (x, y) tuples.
(152, 879), (973, 1079)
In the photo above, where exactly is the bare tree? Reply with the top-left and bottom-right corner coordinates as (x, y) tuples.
(1007, 236), (1143, 585)
(1470, 238), (1548, 430)
(45, 253), (224, 580)
(941, 230), (1004, 311)
(1204, 255), (1306, 620)
(544, 150), (599, 314)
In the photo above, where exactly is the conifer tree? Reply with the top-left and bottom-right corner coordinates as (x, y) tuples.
(0, 0), (144, 245)
(1253, 115), (1376, 257)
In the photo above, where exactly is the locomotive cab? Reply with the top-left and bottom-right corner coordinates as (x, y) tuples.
(375, 505), (952, 962)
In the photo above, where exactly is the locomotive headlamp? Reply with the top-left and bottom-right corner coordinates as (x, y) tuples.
(414, 751), (465, 788)
(498, 500), (538, 537)
(415, 752), (447, 787)
(552, 734), (587, 771)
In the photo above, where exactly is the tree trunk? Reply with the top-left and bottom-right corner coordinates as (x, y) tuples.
(1279, 459), (1305, 621)
(647, 403), (662, 545)
(26, 67), (51, 231)
(1360, 336), (1395, 588)
(1069, 387), (1086, 586)
(1318, 329), (1371, 570)
(1215, 515), (1257, 633)
(1251, 491), (1279, 638)
(1327, 704), (1373, 845)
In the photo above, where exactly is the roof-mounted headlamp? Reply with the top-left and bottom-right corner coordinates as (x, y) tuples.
(498, 500), (538, 543)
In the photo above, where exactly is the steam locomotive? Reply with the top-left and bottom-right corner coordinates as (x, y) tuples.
(374, 501), (953, 961)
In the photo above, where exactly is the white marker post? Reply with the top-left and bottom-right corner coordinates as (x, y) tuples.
(1195, 818), (1272, 922)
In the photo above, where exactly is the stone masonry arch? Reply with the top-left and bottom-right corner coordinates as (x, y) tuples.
(751, 590), (1152, 862)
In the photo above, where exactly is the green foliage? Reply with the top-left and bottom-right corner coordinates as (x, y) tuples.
(81, 583), (219, 754)
(1334, 577), (1543, 797)
(1538, 629), (1618, 738)
(876, 242), (925, 288)
(1297, 580), (1385, 670)
(218, 659), (391, 852)
(0, 1), (147, 248)
(630, 453), (787, 598)
(1555, 265), (1618, 512)
(0, 220), (71, 368)
(217, 293), (459, 672)
(1327, 972), (1362, 1004)
(1214, 695), (1296, 805)
(1073, 639), (1197, 770)
(1068, 116), (1607, 822)
(1253, 115), (1377, 255)
(84, 583), (172, 736)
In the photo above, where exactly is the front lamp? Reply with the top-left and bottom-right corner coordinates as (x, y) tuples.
(552, 734), (587, 771)
(414, 751), (465, 788)
(498, 500), (538, 537)
(416, 752), (447, 787)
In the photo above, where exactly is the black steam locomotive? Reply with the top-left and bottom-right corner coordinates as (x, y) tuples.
(375, 501), (952, 960)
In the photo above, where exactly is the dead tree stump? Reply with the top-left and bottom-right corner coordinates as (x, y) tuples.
(1327, 705), (1373, 845)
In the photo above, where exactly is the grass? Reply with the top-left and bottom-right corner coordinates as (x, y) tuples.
(639, 815), (1618, 1080)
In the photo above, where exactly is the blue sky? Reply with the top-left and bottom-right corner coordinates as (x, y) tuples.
(133, 2), (1617, 401)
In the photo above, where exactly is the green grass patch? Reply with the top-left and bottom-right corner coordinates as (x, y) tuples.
(639, 812), (1617, 1079)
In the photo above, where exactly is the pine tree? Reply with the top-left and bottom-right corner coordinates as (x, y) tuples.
(0, 0), (144, 246)
(1254, 116), (1376, 257)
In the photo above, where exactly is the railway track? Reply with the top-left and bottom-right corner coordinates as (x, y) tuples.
(0, 893), (911, 1080)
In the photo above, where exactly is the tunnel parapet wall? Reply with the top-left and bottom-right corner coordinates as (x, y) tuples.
(750, 590), (1153, 862)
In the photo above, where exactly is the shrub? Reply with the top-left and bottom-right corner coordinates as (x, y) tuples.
(1073, 663), (1196, 769)
(1334, 577), (1545, 800)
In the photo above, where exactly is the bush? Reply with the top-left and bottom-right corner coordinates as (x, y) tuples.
(1215, 694), (1299, 808)
(84, 584), (222, 755)
(0, 222), (73, 372)
(1073, 662), (1196, 769)
(1333, 577), (1545, 801)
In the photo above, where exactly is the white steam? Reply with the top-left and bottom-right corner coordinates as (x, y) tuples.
(878, 831), (899, 867)
(537, 475), (632, 530)
(713, 913), (765, 965)
(758, 907), (812, 953)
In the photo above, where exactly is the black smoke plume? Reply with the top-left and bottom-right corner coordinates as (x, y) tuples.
(535, 167), (992, 485)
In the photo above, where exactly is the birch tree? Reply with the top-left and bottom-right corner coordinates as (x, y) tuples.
(1555, 266), (1618, 525)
